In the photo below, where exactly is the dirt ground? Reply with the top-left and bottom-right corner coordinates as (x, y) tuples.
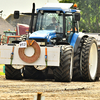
(0, 75), (100, 100)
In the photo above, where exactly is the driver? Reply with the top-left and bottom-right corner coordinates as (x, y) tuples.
(50, 17), (58, 26)
(46, 17), (58, 30)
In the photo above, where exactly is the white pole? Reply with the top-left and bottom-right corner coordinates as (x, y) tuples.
(17, 23), (20, 35)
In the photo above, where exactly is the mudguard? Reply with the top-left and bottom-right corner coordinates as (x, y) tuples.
(71, 32), (100, 78)
(70, 33), (88, 53)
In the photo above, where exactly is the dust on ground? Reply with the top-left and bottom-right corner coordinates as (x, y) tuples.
(0, 75), (100, 100)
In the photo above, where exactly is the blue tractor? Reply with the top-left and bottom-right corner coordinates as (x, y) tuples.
(11, 3), (99, 82)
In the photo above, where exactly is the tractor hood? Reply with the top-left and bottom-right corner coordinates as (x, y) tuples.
(29, 30), (56, 42)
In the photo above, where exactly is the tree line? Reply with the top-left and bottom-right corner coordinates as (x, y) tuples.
(58, 0), (100, 33)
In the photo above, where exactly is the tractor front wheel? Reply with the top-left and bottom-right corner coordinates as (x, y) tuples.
(23, 65), (45, 80)
(5, 65), (22, 80)
(53, 45), (73, 82)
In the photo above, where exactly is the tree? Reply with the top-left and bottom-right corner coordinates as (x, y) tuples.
(59, 0), (100, 33)
(58, 0), (74, 3)
(75, 0), (100, 33)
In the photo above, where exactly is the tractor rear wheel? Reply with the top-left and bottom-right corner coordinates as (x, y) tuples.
(72, 37), (87, 81)
(53, 45), (73, 82)
(23, 66), (45, 80)
(81, 37), (98, 81)
(5, 65), (22, 80)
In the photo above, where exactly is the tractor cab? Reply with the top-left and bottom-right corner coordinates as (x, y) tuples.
(14, 3), (80, 46)
(29, 3), (80, 45)
(4, 30), (16, 36)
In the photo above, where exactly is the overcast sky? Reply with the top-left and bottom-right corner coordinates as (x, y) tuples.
(0, 0), (58, 19)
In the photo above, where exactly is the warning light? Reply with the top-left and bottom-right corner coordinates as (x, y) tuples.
(8, 29), (10, 31)
(26, 29), (29, 33)
(73, 3), (77, 8)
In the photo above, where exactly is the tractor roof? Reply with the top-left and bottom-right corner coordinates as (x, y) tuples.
(4, 31), (16, 33)
(37, 3), (80, 13)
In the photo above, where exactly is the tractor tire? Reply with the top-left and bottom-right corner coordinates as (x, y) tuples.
(53, 45), (73, 82)
(81, 37), (98, 81)
(5, 65), (22, 80)
(72, 37), (87, 81)
(23, 66), (45, 80)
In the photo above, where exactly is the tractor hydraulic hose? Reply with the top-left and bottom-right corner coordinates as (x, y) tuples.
(10, 46), (15, 65)
(45, 47), (47, 67)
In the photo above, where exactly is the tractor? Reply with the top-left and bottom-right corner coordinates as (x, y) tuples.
(0, 3), (100, 82)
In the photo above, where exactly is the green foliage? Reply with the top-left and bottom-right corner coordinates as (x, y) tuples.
(58, 0), (74, 3)
(0, 72), (5, 75)
(59, 0), (100, 33)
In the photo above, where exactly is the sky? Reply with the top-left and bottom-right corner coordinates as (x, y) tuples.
(0, 0), (58, 19)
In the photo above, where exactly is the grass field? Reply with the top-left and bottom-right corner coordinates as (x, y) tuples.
(0, 72), (5, 75)
(0, 64), (5, 75)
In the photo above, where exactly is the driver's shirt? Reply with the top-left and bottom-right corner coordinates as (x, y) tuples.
(50, 23), (58, 26)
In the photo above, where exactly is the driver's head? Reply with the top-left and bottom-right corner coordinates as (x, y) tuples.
(52, 17), (56, 23)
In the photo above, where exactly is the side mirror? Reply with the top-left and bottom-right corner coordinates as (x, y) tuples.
(14, 11), (20, 19)
(98, 33), (100, 36)
(75, 13), (80, 21)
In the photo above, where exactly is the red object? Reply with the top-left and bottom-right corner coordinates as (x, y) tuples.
(16, 24), (29, 35)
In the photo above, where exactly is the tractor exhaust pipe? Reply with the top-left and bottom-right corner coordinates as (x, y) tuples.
(29, 3), (35, 33)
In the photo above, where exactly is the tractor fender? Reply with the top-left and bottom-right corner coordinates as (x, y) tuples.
(74, 33), (88, 53)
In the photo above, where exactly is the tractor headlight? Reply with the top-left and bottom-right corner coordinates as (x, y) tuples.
(37, 42), (45, 46)
(50, 39), (56, 44)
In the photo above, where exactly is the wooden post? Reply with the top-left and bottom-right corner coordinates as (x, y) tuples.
(37, 92), (42, 100)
